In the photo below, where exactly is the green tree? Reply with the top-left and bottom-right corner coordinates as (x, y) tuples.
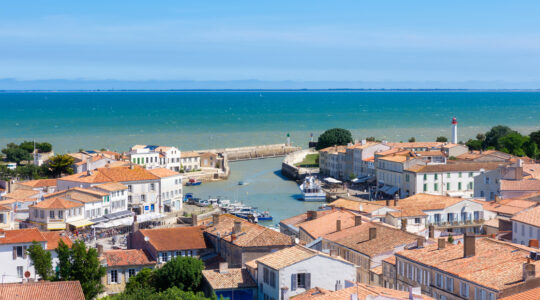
(2, 146), (32, 164)
(448, 235), (454, 244)
(465, 139), (482, 151)
(125, 268), (156, 294)
(47, 154), (74, 178)
(55, 240), (106, 300)
(483, 125), (516, 150)
(27, 241), (53, 280)
(499, 132), (527, 156)
(523, 139), (539, 159)
(530, 130), (540, 148)
(315, 128), (353, 150)
(365, 136), (376, 142)
(154, 256), (204, 292)
(408, 137), (416, 143)
(19, 141), (36, 153)
(37, 142), (53, 153)
(476, 133), (486, 142)
(436, 136), (448, 142)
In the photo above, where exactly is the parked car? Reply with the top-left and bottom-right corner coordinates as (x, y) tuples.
(195, 199), (210, 207)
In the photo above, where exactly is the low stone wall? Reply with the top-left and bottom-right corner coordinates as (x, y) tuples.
(200, 144), (301, 162)
(281, 148), (318, 180)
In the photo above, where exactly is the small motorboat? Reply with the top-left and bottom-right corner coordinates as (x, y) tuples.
(186, 178), (202, 186)
(238, 181), (249, 186)
(257, 211), (273, 221)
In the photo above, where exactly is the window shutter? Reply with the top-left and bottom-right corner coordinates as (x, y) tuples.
(305, 273), (311, 290)
(23, 246), (27, 259)
(107, 270), (111, 284)
(12, 246), (16, 260)
(291, 274), (297, 291)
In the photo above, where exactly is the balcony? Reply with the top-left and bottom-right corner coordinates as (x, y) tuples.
(429, 219), (484, 228)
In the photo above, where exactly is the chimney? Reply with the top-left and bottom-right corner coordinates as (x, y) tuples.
(213, 214), (220, 225)
(515, 167), (523, 180)
(393, 195), (398, 206)
(417, 238), (424, 249)
(438, 238), (446, 250)
(230, 233), (236, 243)
(529, 239), (539, 248)
(219, 262), (229, 274)
(130, 163), (135, 170)
(428, 225), (435, 238)
(464, 232), (476, 258)
(191, 214), (198, 226)
(96, 244), (103, 256)
(355, 215), (362, 226)
(386, 199), (390, 206)
(233, 221), (242, 234)
(86, 170), (93, 176)
(369, 227), (377, 240)
(495, 195), (501, 203)
(307, 210), (317, 220)
(336, 219), (342, 232)
(401, 218), (407, 231)
(523, 260), (536, 281)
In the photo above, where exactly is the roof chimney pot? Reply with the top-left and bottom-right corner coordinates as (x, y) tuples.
(355, 215), (362, 226)
(464, 232), (476, 258)
(438, 238), (446, 250)
(369, 227), (377, 240)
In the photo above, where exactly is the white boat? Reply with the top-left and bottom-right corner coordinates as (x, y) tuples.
(299, 176), (326, 201)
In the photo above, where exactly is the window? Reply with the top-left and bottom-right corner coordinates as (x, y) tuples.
(458, 172), (462, 178)
(423, 184), (427, 192)
(460, 282), (470, 298)
(447, 173), (451, 178)
(16, 246), (23, 258)
(468, 182), (473, 189)
(58, 210), (63, 219)
(434, 183), (438, 191)
(446, 182), (450, 190)
(110, 270), (118, 283)
(446, 276), (453, 292)
(161, 252), (168, 262)
(469, 172), (473, 177)
(297, 273), (307, 288)
(150, 183), (155, 191)
(40, 210), (44, 219)
(530, 226), (533, 237)
(435, 174), (438, 180)
(480, 190), (485, 197)
(34, 210), (38, 218)
(415, 218), (421, 224)
(128, 196), (132, 202)
(458, 182), (462, 190)
(423, 174), (427, 181)
(50, 210), (55, 219)
(17, 266), (23, 278)
(128, 269), (136, 280)
(141, 195), (146, 201)
(522, 224), (525, 235)
(128, 185), (132, 192)
(405, 174), (410, 182)
(436, 273), (443, 288)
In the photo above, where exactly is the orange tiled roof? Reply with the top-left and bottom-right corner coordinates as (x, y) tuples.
(328, 199), (386, 213)
(102, 249), (155, 267)
(41, 231), (73, 250)
(139, 226), (207, 251)
(30, 197), (83, 209)
(475, 199), (536, 216)
(205, 214), (293, 247)
(387, 208), (427, 217)
(500, 286), (540, 300)
(382, 255), (396, 265)
(0, 228), (46, 244)
(148, 167), (180, 178)
(292, 283), (433, 300)
(500, 179), (540, 191)
(279, 210), (335, 227)
(324, 222), (420, 257)
(511, 205), (540, 227)
(0, 204), (11, 211)
(299, 210), (359, 239)
(44, 189), (102, 203)
(247, 245), (353, 270)
(388, 142), (443, 149)
(396, 238), (540, 291)
(290, 287), (331, 300)
(0, 281), (85, 300)
(60, 165), (159, 183)
(19, 179), (57, 188)
(406, 162), (505, 173)
(93, 182), (128, 191)
(3, 189), (40, 199)
(202, 268), (257, 290)
(182, 151), (200, 158)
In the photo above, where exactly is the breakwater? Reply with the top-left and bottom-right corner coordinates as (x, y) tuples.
(200, 144), (301, 162)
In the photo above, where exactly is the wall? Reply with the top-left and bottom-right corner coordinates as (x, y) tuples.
(512, 220), (540, 246)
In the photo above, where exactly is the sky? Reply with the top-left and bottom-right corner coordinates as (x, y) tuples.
(2, 1), (540, 88)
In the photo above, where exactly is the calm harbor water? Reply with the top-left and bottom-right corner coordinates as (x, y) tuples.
(185, 157), (322, 225)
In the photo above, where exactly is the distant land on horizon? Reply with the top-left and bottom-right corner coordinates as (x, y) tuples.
(1, 78), (540, 91)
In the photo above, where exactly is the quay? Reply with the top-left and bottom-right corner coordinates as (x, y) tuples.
(199, 143), (301, 162)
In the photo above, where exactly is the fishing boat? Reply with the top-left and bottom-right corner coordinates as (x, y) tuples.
(299, 176), (326, 201)
(257, 211), (273, 221)
(186, 178), (202, 186)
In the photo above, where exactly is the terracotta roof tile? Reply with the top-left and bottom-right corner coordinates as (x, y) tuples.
(3, 189), (40, 199)
(388, 142), (443, 149)
(328, 199), (386, 213)
(93, 182), (128, 191)
(139, 226), (207, 251)
(0, 281), (85, 300)
(279, 210), (335, 227)
(182, 151), (200, 158)
(500, 286), (540, 300)
(406, 162), (505, 173)
(476, 199), (536, 216)
(41, 231), (73, 250)
(102, 249), (155, 267)
(59, 165), (159, 183)
(19, 179), (57, 188)
(0, 228), (46, 244)
(383, 255), (396, 265)
(511, 205), (540, 227)
(298, 210), (359, 239)
(247, 245), (353, 270)
(202, 268), (257, 290)
(292, 283), (434, 300)
(205, 214), (293, 247)
(148, 168), (180, 178)
(30, 197), (83, 209)
(500, 179), (540, 191)
(291, 287), (331, 300)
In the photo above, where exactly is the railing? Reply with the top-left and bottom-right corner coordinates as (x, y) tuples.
(429, 219), (484, 228)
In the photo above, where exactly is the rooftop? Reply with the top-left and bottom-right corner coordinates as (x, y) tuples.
(182, 151), (200, 158)
(30, 197), (83, 209)
(205, 214), (293, 248)
(246, 245), (352, 270)
(298, 210), (359, 239)
(500, 179), (540, 191)
(3, 189), (40, 199)
(406, 162), (504, 173)
(511, 205), (540, 228)
(148, 167), (181, 178)
(279, 210), (334, 227)
(202, 268), (257, 290)
(374, 193), (468, 211)
(139, 226), (207, 251)
(0, 228), (46, 244)
(59, 165), (159, 183)
(0, 281), (85, 300)
(396, 238), (540, 291)
(292, 283), (433, 300)
(387, 142), (444, 149)
(102, 249), (155, 267)
(324, 222), (420, 257)
(500, 286), (540, 300)
(40, 231), (73, 250)
(94, 182), (128, 191)
(19, 179), (57, 188)
(327, 199), (386, 214)
(475, 199), (536, 216)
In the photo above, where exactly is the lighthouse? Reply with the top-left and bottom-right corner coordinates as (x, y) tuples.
(451, 117), (458, 144)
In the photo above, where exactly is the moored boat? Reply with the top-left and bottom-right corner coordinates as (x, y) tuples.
(299, 176), (326, 201)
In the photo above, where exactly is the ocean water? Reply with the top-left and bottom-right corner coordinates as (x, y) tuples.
(185, 157), (322, 225)
(1, 91), (539, 153)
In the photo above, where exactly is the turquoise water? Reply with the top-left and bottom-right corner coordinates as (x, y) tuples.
(185, 157), (322, 225)
(1, 91), (540, 153)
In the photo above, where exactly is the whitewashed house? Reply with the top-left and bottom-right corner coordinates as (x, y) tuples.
(246, 245), (356, 300)
(92, 182), (129, 214)
(128, 145), (181, 171)
(511, 205), (540, 246)
(28, 197), (86, 231)
(0, 228), (72, 283)
(148, 168), (182, 212)
(180, 151), (201, 172)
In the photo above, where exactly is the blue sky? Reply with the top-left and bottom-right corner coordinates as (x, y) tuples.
(2, 1), (540, 85)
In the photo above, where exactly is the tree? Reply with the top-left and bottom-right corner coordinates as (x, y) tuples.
(19, 141), (36, 153)
(55, 240), (106, 300)
(523, 139), (539, 159)
(530, 130), (540, 148)
(27, 241), (53, 280)
(466, 139), (482, 151)
(2, 146), (32, 164)
(483, 125), (516, 150)
(47, 154), (74, 178)
(436, 136), (448, 142)
(499, 132), (527, 156)
(154, 256), (204, 292)
(476, 133), (486, 142)
(125, 268), (156, 294)
(37, 142), (52, 153)
(316, 128), (353, 150)
(448, 235), (454, 244)
(408, 137), (416, 143)
(366, 136), (376, 142)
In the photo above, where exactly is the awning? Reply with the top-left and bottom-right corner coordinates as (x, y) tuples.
(324, 177), (342, 184)
(380, 185), (399, 195)
(90, 217), (108, 224)
(93, 216), (133, 229)
(47, 223), (66, 230)
(351, 176), (369, 183)
(104, 210), (134, 220)
(68, 219), (94, 228)
(446, 191), (466, 197)
(136, 212), (164, 223)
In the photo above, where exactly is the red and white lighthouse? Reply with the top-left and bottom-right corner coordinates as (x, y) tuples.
(451, 117), (458, 144)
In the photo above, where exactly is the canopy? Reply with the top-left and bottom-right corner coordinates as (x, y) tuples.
(47, 223), (66, 230)
(351, 176), (369, 183)
(92, 216), (133, 229)
(68, 219), (94, 228)
(136, 212), (164, 223)
(90, 217), (108, 224)
(105, 210), (134, 220)
(324, 177), (342, 184)
(380, 185), (399, 195)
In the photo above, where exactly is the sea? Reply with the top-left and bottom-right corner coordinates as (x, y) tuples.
(2, 91), (540, 223)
